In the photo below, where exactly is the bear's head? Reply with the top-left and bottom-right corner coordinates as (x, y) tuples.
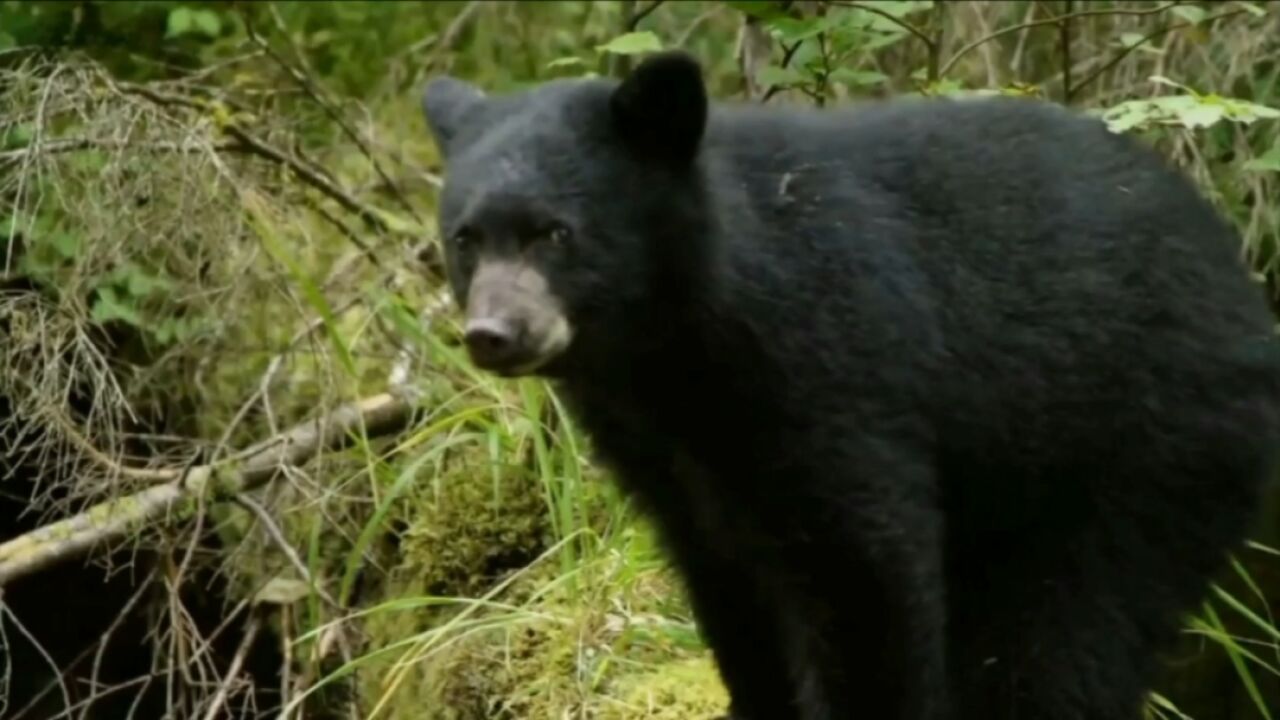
(420, 51), (714, 379)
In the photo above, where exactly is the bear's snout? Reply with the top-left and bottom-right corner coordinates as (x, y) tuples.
(463, 258), (573, 376)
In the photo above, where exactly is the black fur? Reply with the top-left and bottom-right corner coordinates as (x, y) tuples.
(420, 51), (1280, 720)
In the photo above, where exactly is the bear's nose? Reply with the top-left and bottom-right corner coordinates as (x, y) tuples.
(464, 317), (520, 368)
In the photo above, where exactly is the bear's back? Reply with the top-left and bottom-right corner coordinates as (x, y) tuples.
(693, 94), (1280, 472)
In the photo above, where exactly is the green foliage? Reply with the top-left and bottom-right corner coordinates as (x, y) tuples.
(4, 2), (1280, 718)
(1100, 76), (1280, 133)
(596, 30), (664, 55)
(1245, 138), (1280, 173)
(165, 5), (223, 40)
(744, 1), (934, 102)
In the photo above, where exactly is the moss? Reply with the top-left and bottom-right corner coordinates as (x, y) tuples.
(353, 445), (558, 717)
(396, 456), (552, 601)
(355, 547), (729, 720)
(421, 614), (581, 719)
(352, 428), (729, 719)
(596, 656), (730, 720)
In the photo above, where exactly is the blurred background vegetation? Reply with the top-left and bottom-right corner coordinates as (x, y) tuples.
(0, 1), (1278, 718)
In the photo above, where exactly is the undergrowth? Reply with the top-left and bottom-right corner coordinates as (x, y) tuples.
(1, 2), (1279, 718)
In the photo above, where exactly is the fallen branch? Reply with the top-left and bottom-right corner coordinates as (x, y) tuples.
(0, 391), (415, 587)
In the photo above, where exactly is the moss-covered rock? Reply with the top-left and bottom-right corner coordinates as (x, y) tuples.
(398, 448), (552, 600)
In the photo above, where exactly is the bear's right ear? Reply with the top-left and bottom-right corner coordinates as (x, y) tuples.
(609, 51), (708, 168)
(421, 76), (486, 158)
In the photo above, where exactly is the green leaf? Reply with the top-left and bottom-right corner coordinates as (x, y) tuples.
(595, 31), (662, 56)
(91, 286), (143, 327)
(1220, 96), (1280, 123)
(1172, 5), (1207, 24)
(191, 9), (221, 38)
(1148, 75), (1198, 95)
(165, 7), (193, 38)
(767, 16), (831, 42)
(1243, 143), (1280, 173)
(0, 31), (15, 51)
(2, 123), (32, 150)
(830, 68), (888, 87)
(124, 268), (173, 297)
(546, 56), (586, 70)
(1179, 102), (1225, 128)
(867, 0), (933, 17)
(921, 78), (966, 97)
(1119, 32), (1146, 49)
(756, 64), (806, 87)
(1235, 1), (1268, 17)
(49, 231), (79, 259)
(255, 577), (312, 606)
(1101, 90), (1278, 134)
(727, 1), (791, 20)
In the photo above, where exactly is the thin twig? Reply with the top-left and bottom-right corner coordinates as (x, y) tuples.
(246, 8), (422, 224)
(628, 0), (666, 30)
(675, 4), (723, 47)
(430, 1), (483, 68)
(938, 1), (1182, 79)
(200, 611), (262, 720)
(610, 0), (639, 77)
(77, 567), (158, 720)
(0, 594), (73, 715)
(0, 138), (239, 164)
(761, 40), (806, 103)
(3, 567), (155, 720)
(831, 1), (937, 51)
(1059, 0), (1074, 103)
(235, 493), (340, 609)
(830, 1), (943, 80)
(111, 79), (398, 249)
(1072, 8), (1249, 97)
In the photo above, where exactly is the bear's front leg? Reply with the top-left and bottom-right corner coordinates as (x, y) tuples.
(566, 395), (802, 719)
(671, 539), (802, 720)
(774, 435), (951, 720)
(638, 459), (802, 720)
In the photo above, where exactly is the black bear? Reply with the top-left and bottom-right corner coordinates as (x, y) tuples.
(418, 50), (1280, 720)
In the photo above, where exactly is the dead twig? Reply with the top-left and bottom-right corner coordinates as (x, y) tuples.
(938, 1), (1182, 79)
(0, 391), (416, 587)
(234, 493), (340, 609)
(246, 8), (422, 224)
(0, 138), (239, 164)
(111, 78), (399, 256)
(200, 610), (263, 720)
(833, 1), (942, 80)
(628, 0), (666, 31)
(1071, 7), (1250, 98)
(0, 593), (73, 713)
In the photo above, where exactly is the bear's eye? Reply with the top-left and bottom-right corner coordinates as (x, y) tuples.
(546, 224), (572, 248)
(451, 226), (478, 250)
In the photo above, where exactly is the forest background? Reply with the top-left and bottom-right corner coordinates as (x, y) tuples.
(1, 1), (1280, 718)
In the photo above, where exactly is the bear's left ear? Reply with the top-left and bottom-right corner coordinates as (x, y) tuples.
(421, 76), (487, 159)
(609, 51), (708, 168)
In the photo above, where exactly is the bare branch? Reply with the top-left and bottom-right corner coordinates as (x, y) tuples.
(234, 493), (339, 609)
(0, 392), (416, 587)
(1060, 0), (1075, 104)
(629, 0), (667, 31)
(110, 79), (399, 252)
(938, 1), (1182, 79)
(832, 2), (936, 48)
(200, 611), (262, 720)
(1072, 7), (1250, 97)
(245, 8), (422, 224)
